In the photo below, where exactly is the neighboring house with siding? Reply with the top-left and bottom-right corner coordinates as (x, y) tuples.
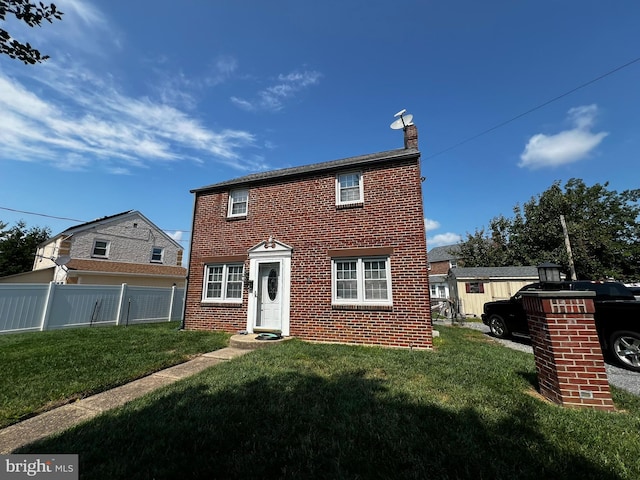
(447, 266), (540, 317)
(183, 125), (433, 349)
(427, 244), (460, 301)
(0, 210), (186, 287)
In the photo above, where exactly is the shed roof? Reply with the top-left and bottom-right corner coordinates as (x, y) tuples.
(449, 266), (539, 280)
(191, 147), (420, 193)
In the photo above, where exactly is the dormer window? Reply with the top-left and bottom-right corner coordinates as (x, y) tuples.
(336, 172), (363, 206)
(228, 189), (248, 218)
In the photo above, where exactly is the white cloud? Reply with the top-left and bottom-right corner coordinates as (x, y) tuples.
(0, 65), (258, 173)
(231, 70), (321, 112)
(519, 104), (608, 169)
(154, 55), (240, 109)
(167, 231), (183, 242)
(427, 233), (462, 247)
(424, 218), (440, 232)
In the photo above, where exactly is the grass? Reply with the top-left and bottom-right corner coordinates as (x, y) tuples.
(0, 322), (230, 428)
(14, 325), (640, 479)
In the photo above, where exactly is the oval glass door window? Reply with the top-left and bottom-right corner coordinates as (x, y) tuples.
(267, 269), (278, 300)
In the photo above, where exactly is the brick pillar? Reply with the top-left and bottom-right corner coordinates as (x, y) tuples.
(521, 291), (615, 411)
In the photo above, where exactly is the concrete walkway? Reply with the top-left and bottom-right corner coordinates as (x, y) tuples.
(0, 347), (251, 454)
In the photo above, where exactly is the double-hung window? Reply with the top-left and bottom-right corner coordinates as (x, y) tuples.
(332, 257), (392, 306)
(92, 239), (110, 258)
(336, 172), (363, 205)
(228, 189), (248, 217)
(203, 264), (244, 303)
(151, 247), (164, 263)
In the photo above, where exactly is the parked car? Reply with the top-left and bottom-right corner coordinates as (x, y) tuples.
(481, 281), (640, 372)
(629, 286), (640, 301)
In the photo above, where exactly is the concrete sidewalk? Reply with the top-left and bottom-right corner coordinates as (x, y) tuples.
(0, 347), (251, 454)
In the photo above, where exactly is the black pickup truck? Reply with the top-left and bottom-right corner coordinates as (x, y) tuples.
(481, 281), (640, 372)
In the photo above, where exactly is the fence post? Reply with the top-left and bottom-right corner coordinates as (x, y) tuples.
(116, 283), (128, 326)
(40, 282), (56, 331)
(167, 285), (176, 322)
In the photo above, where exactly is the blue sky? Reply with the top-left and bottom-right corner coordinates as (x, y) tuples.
(1, 0), (639, 262)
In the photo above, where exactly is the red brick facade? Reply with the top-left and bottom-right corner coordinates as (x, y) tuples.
(522, 292), (614, 411)
(184, 142), (433, 349)
(428, 261), (451, 276)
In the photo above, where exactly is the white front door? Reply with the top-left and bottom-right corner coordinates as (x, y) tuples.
(256, 263), (282, 331)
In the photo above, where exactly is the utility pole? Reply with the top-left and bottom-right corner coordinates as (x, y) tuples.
(560, 214), (577, 281)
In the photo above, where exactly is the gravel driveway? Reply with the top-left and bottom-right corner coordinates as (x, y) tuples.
(433, 320), (640, 397)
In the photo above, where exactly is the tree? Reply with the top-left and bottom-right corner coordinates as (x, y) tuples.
(0, 220), (51, 276)
(458, 179), (640, 281)
(0, 0), (63, 64)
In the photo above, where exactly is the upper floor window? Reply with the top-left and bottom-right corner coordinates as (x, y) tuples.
(202, 264), (244, 303)
(151, 247), (164, 263)
(228, 189), (248, 217)
(92, 239), (110, 258)
(332, 256), (392, 307)
(336, 172), (363, 205)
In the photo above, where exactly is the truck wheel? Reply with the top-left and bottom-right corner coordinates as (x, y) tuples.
(610, 331), (640, 372)
(488, 315), (509, 339)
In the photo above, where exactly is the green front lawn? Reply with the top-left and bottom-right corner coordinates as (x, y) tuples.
(16, 326), (640, 479)
(0, 322), (230, 428)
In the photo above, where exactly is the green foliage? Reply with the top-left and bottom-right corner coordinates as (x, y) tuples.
(0, 0), (63, 64)
(459, 179), (640, 280)
(0, 220), (51, 276)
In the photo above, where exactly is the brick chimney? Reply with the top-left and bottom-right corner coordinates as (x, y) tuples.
(404, 124), (418, 149)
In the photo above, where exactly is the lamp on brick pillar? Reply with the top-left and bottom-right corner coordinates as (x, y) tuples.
(521, 289), (615, 411)
(537, 262), (561, 284)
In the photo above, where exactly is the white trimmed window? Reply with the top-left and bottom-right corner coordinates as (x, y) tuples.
(332, 257), (392, 306)
(228, 189), (248, 217)
(151, 247), (164, 263)
(92, 239), (110, 258)
(336, 172), (363, 205)
(203, 264), (244, 302)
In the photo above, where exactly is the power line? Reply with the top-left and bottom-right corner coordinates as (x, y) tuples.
(423, 55), (640, 161)
(0, 206), (190, 234)
(0, 206), (85, 223)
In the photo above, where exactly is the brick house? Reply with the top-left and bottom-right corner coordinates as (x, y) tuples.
(183, 125), (433, 349)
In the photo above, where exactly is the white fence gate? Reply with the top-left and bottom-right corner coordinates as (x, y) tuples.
(0, 283), (184, 334)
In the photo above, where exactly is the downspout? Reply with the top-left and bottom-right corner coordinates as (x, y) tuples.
(180, 191), (198, 330)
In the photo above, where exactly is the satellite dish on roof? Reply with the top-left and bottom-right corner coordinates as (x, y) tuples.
(390, 110), (414, 130)
(54, 255), (70, 266)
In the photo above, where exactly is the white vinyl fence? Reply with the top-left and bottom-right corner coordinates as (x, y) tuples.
(0, 283), (184, 334)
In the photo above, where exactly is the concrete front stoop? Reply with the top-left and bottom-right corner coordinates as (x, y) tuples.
(229, 333), (293, 349)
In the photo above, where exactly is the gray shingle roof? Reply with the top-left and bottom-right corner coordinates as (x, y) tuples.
(191, 147), (420, 193)
(449, 266), (539, 279)
(427, 245), (460, 262)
